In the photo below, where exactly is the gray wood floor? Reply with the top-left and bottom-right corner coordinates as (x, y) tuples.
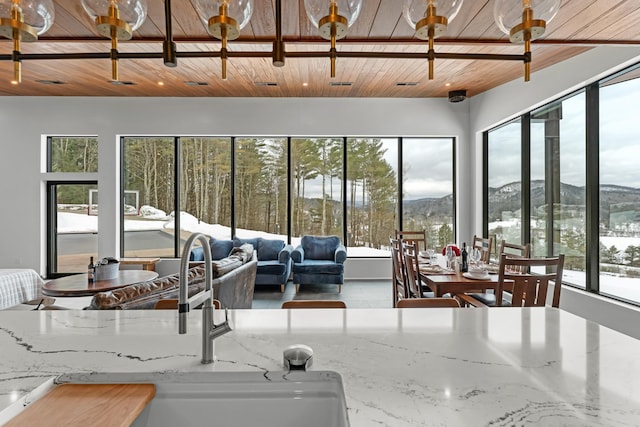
(252, 280), (391, 309)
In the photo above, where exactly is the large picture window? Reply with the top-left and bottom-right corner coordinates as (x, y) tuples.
(488, 119), (522, 249)
(599, 69), (640, 304)
(235, 138), (288, 239)
(120, 136), (456, 258)
(484, 62), (640, 306)
(291, 138), (344, 241)
(531, 93), (586, 288)
(402, 138), (454, 249)
(346, 138), (398, 256)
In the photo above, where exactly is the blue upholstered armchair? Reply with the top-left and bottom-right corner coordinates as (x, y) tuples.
(190, 237), (293, 292)
(234, 237), (293, 292)
(291, 235), (347, 293)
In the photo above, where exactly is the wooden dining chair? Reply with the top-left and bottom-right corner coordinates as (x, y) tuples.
(498, 240), (531, 274)
(281, 300), (347, 309)
(458, 254), (565, 308)
(460, 240), (532, 305)
(472, 235), (494, 263)
(397, 298), (460, 308)
(395, 229), (427, 252)
(390, 237), (409, 307)
(402, 241), (434, 298)
(154, 299), (221, 309)
(499, 240), (531, 257)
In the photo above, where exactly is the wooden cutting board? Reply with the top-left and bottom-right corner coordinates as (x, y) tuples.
(4, 383), (155, 427)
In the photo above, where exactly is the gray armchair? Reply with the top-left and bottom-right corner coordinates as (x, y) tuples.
(291, 235), (347, 293)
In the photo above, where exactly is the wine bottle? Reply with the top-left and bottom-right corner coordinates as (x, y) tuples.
(88, 256), (95, 283)
(461, 242), (468, 273)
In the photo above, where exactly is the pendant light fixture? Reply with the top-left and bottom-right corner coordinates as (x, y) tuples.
(81, 0), (148, 81)
(403, 0), (463, 80)
(0, 0), (54, 83)
(304, 0), (362, 78)
(493, 0), (561, 81)
(193, 0), (253, 80)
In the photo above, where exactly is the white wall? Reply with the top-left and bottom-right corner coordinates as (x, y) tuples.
(0, 97), (470, 273)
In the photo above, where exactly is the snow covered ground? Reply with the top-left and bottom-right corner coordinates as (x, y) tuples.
(57, 206), (387, 257)
(56, 206), (640, 302)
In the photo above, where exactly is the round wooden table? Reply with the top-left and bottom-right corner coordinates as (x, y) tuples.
(42, 270), (159, 297)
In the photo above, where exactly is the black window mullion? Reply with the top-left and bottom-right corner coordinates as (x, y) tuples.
(482, 132), (489, 238)
(231, 136), (236, 238)
(46, 183), (58, 278)
(398, 137), (403, 230)
(119, 136), (125, 257)
(522, 113), (531, 246)
(452, 136), (457, 243)
(585, 83), (600, 294)
(342, 137), (348, 245)
(287, 137), (292, 245)
(174, 137), (181, 257)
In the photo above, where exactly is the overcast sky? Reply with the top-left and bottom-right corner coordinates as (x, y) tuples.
(302, 137), (454, 201)
(297, 75), (640, 201)
(489, 76), (640, 190)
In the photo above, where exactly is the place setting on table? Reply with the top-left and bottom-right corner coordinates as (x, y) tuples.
(417, 243), (501, 297)
(417, 248), (455, 275)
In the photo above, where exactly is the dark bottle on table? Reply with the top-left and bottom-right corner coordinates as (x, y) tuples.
(87, 256), (95, 284)
(461, 243), (468, 272)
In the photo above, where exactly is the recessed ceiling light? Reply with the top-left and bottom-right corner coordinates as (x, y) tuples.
(184, 81), (209, 86)
(445, 82), (451, 87)
(302, 82), (309, 87)
(109, 80), (136, 85)
(36, 79), (66, 85)
(157, 81), (164, 86)
(10, 80), (18, 85)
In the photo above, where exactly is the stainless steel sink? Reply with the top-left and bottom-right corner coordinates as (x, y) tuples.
(56, 371), (349, 427)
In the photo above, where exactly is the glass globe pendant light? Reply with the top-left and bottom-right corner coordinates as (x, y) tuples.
(193, 0), (253, 80)
(403, 0), (463, 80)
(81, 0), (147, 81)
(0, 0), (54, 83)
(304, 0), (362, 78)
(493, 0), (561, 81)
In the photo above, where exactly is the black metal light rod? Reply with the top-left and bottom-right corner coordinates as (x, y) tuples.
(435, 52), (527, 61)
(0, 49), (526, 63)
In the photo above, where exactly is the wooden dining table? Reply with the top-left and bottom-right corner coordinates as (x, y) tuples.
(419, 270), (500, 297)
(418, 257), (500, 297)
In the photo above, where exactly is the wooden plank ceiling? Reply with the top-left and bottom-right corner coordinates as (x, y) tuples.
(0, 0), (638, 98)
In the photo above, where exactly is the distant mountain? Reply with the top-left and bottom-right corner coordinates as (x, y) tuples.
(400, 181), (640, 225)
(403, 194), (453, 219)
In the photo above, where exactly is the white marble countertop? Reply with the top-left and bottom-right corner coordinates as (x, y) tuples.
(1, 307), (639, 426)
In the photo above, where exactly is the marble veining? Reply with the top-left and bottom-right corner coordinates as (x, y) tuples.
(0, 307), (639, 426)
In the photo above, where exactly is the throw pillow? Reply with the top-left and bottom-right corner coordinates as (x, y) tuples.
(257, 238), (285, 261)
(302, 235), (340, 260)
(209, 238), (234, 260)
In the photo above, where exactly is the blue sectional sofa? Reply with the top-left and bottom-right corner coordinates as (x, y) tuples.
(191, 236), (293, 292)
